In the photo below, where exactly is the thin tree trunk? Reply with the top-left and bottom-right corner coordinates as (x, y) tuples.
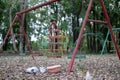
(23, 15), (26, 52)
(92, 3), (96, 53)
(118, 32), (120, 45)
(87, 23), (91, 52)
(9, 0), (18, 52)
(71, 0), (83, 43)
(19, 5), (23, 54)
(19, 0), (27, 54)
(89, 23), (92, 52)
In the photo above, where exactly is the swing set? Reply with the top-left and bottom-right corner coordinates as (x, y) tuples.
(100, 28), (120, 55)
(68, 0), (120, 73)
(0, 0), (120, 74)
(0, 0), (61, 58)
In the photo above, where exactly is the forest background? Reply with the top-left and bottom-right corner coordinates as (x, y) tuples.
(0, 0), (120, 54)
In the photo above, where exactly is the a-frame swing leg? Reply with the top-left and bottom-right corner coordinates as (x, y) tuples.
(0, 14), (33, 57)
(99, 0), (120, 59)
(68, 0), (120, 74)
(0, 15), (18, 49)
(68, 0), (93, 73)
(17, 15), (33, 54)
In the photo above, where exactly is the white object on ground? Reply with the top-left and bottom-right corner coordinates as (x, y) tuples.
(39, 67), (46, 73)
(25, 66), (39, 73)
(85, 71), (92, 80)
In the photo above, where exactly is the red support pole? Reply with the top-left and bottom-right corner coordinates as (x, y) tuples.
(16, 0), (60, 15)
(68, 0), (93, 73)
(99, 0), (120, 59)
(1, 15), (18, 48)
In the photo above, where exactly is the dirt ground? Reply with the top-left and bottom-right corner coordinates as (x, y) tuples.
(0, 51), (120, 80)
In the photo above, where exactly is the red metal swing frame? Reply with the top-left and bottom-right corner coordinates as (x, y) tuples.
(0, 0), (119, 73)
(68, 0), (120, 73)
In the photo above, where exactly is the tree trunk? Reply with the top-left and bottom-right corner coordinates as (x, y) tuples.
(71, 0), (83, 43)
(23, 15), (27, 52)
(89, 24), (92, 52)
(2, 29), (8, 50)
(118, 15), (120, 46)
(19, 0), (27, 54)
(72, 16), (79, 43)
(9, 0), (18, 52)
(92, 3), (96, 53)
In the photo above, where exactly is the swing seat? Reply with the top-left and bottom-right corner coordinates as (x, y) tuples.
(68, 55), (86, 59)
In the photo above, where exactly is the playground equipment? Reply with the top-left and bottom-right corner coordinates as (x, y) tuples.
(0, 0), (120, 74)
(0, 0), (60, 58)
(68, 0), (120, 73)
(48, 21), (67, 55)
(101, 28), (120, 55)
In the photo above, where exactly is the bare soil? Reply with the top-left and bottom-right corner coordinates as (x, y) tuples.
(0, 52), (120, 80)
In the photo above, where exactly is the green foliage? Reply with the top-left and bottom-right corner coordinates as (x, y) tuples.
(31, 41), (41, 50)
(60, 0), (71, 15)
(0, 0), (5, 22)
(60, 21), (68, 30)
(0, 0), (120, 53)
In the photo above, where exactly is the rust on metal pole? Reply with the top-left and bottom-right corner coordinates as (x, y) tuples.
(16, 0), (61, 15)
(99, 0), (120, 59)
(68, 0), (93, 73)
